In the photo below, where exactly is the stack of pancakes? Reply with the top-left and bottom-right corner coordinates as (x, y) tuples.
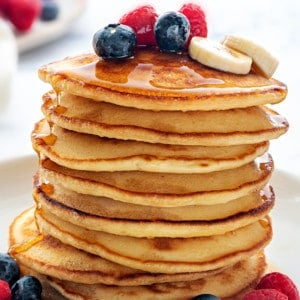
(9, 48), (288, 299)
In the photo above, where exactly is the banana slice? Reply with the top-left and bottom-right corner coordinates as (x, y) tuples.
(188, 37), (252, 75)
(222, 35), (279, 78)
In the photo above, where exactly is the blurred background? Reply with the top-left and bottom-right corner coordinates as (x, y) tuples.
(0, 0), (299, 285)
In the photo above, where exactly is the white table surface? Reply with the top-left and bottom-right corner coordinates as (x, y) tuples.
(0, 0), (300, 285)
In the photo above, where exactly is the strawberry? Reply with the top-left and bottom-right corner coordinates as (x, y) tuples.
(119, 5), (158, 46)
(179, 2), (207, 46)
(256, 272), (300, 300)
(0, 279), (11, 300)
(243, 288), (288, 300)
(6, 0), (41, 32)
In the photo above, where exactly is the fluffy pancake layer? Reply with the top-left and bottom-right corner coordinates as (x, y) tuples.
(39, 154), (273, 207)
(7, 207), (267, 299)
(10, 208), (228, 286)
(41, 91), (288, 146)
(48, 251), (266, 300)
(32, 119), (269, 173)
(33, 179), (274, 222)
(34, 182), (274, 238)
(38, 50), (287, 111)
(34, 207), (272, 274)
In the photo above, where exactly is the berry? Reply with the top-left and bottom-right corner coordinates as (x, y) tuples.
(0, 0), (9, 16)
(119, 5), (158, 46)
(192, 294), (220, 300)
(179, 3), (208, 46)
(0, 279), (11, 300)
(6, 0), (41, 31)
(154, 11), (190, 53)
(0, 253), (20, 287)
(93, 23), (137, 59)
(243, 288), (288, 299)
(256, 272), (300, 300)
(11, 275), (42, 300)
(40, 0), (59, 21)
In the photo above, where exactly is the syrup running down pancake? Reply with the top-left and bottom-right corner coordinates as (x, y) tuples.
(38, 50), (287, 111)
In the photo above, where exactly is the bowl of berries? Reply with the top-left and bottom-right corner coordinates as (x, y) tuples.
(0, 0), (86, 53)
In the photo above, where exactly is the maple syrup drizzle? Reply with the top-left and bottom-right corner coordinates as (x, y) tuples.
(34, 133), (57, 146)
(53, 105), (67, 114)
(10, 234), (44, 255)
(259, 218), (270, 229)
(39, 182), (55, 195)
(65, 49), (229, 93)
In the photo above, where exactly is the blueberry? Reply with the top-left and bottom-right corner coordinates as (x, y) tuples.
(11, 275), (42, 300)
(93, 24), (137, 59)
(40, 1), (59, 21)
(154, 11), (190, 53)
(192, 294), (220, 300)
(0, 253), (20, 287)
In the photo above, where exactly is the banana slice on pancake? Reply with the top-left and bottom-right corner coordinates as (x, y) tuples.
(189, 37), (252, 74)
(222, 35), (279, 78)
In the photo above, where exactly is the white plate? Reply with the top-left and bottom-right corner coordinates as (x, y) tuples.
(0, 155), (299, 286)
(16, 0), (86, 53)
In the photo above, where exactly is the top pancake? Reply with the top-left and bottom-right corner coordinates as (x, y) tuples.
(38, 48), (287, 111)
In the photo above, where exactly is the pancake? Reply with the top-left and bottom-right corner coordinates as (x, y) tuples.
(41, 91), (288, 146)
(34, 175), (275, 221)
(35, 207), (272, 274)
(32, 119), (269, 173)
(14, 251), (267, 300)
(8, 207), (239, 286)
(38, 49), (287, 111)
(34, 184), (274, 238)
(48, 252), (266, 300)
(39, 154), (274, 207)
(11, 34), (289, 299)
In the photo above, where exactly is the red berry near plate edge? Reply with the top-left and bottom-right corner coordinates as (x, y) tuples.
(256, 272), (300, 300)
(243, 288), (289, 300)
(0, 279), (11, 300)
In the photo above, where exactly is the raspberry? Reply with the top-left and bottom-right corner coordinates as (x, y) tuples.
(256, 272), (300, 300)
(119, 5), (158, 46)
(0, 279), (11, 300)
(244, 288), (288, 299)
(0, 0), (8, 14)
(179, 2), (207, 46)
(6, 0), (41, 31)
